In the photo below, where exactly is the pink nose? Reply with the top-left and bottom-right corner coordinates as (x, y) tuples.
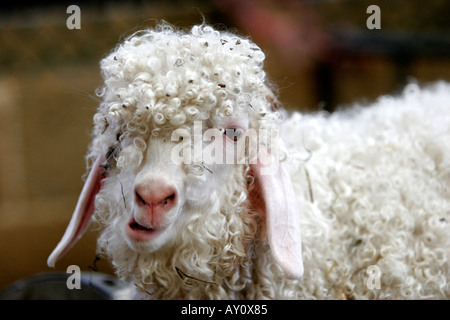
(134, 181), (177, 219)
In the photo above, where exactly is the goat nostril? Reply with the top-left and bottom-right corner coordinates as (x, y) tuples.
(167, 193), (176, 200)
(160, 193), (176, 206)
(135, 191), (147, 206)
(163, 193), (175, 205)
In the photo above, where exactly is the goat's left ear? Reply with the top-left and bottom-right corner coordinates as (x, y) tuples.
(248, 158), (304, 279)
(47, 155), (105, 268)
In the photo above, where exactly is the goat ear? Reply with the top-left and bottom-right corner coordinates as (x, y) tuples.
(248, 160), (304, 279)
(47, 155), (106, 267)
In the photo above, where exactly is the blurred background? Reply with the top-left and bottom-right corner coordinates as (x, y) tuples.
(0, 0), (449, 295)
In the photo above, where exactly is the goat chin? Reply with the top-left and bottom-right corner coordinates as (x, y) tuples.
(48, 23), (450, 300)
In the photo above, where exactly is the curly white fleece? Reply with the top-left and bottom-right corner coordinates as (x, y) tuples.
(88, 23), (449, 299)
(90, 24), (277, 167)
(284, 81), (450, 299)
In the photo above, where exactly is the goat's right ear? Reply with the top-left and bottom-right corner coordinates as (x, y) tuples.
(47, 155), (106, 268)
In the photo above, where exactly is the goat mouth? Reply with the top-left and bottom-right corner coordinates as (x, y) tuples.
(126, 217), (164, 242)
(129, 219), (154, 231)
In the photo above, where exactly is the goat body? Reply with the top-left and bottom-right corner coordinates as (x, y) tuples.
(48, 24), (450, 299)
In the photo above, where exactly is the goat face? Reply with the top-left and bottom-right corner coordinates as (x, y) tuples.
(48, 24), (304, 281)
(119, 112), (251, 253)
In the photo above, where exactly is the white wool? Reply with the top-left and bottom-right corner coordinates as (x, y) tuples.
(83, 24), (449, 299)
(90, 24), (277, 173)
(283, 81), (450, 299)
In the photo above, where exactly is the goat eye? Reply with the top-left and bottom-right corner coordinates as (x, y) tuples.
(223, 128), (242, 142)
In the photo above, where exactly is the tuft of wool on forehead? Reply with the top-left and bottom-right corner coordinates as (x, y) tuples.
(93, 24), (273, 141)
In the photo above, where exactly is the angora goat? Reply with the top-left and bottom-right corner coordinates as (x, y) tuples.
(48, 24), (450, 299)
